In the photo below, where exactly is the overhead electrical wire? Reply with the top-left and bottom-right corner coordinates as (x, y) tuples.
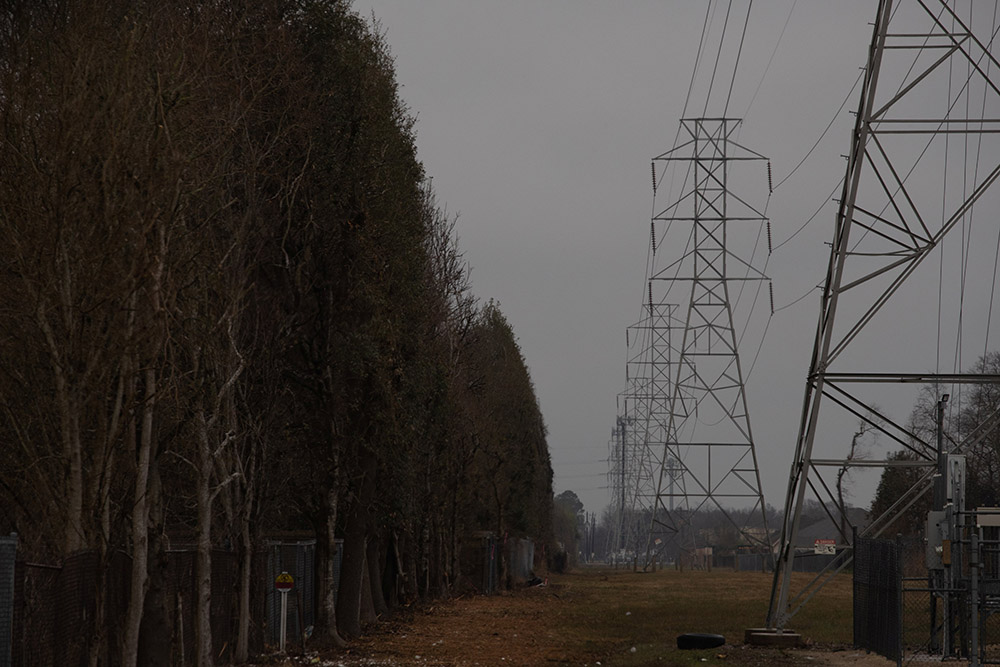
(954, 3), (971, 403)
(773, 284), (821, 314)
(772, 178), (843, 252)
(772, 71), (863, 192)
(724, 0), (753, 117)
(702, 0), (731, 117)
(937, 4), (956, 383)
(953, 1), (1000, 412)
(742, 0), (797, 119)
(985, 6), (1000, 359)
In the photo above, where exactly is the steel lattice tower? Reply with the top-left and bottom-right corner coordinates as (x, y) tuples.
(643, 118), (772, 567)
(610, 301), (680, 557)
(768, 0), (1000, 629)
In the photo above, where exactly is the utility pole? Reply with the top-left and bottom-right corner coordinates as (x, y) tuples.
(934, 394), (949, 508)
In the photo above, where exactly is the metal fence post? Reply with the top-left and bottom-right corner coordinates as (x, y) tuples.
(0, 534), (15, 667)
(895, 534), (902, 667)
(970, 530), (980, 667)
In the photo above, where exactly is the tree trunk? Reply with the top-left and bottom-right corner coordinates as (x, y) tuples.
(235, 504), (253, 663)
(64, 405), (85, 553)
(450, 484), (461, 594)
(318, 486), (347, 647)
(382, 534), (400, 609)
(430, 516), (444, 597)
(195, 411), (214, 667)
(402, 530), (418, 602)
(137, 521), (171, 667)
(419, 522), (430, 598)
(336, 501), (368, 638)
(359, 550), (376, 625)
(37, 284), (85, 555)
(366, 536), (388, 618)
(122, 367), (155, 667)
(336, 456), (376, 638)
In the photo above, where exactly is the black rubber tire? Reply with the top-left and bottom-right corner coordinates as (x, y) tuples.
(676, 633), (726, 650)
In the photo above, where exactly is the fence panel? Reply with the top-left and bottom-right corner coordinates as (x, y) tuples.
(12, 551), (99, 667)
(508, 539), (534, 583)
(854, 534), (902, 666)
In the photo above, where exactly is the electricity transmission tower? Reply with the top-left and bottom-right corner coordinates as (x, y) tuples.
(768, 0), (1000, 629)
(642, 118), (772, 567)
(610, 301), (680, 557)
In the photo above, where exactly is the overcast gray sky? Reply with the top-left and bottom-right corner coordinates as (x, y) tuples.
(349, 1), (1000, 518)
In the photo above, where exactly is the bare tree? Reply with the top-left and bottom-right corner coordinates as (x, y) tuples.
(836, 407), (882, 542)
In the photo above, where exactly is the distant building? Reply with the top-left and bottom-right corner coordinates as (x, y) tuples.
(793, 507), (870, 548)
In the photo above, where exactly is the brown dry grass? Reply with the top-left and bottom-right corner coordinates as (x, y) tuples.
(298, 565), (894, 666)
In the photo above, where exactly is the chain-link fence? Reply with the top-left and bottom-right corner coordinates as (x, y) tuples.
(263, 539), (320, 648)
(897, 527), (1000, 664)
(161, 548), (241, 663)
(854, 534), (902, 666)
(11, 550), (104, 667)
(460, 533), (498, 594)
(8, 543), (275, 666)
(6, 531), (517, 664)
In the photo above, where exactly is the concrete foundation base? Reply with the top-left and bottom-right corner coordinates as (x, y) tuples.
(745, 629), (802, 647)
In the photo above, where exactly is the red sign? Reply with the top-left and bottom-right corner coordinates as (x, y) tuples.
(814, 539), (836, 555)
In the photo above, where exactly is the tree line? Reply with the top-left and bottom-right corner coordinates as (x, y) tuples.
(870, 351), (1000, 536)
(0, 1), (554, 665)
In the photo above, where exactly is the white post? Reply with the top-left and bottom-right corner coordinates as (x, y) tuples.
(279, 589), (288, 653)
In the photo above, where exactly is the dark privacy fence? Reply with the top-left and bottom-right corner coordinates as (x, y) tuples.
(854, 533), (902, 666)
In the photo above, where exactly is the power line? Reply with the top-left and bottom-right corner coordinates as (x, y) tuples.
(702, 0), (734, 116)
(724, 0), (753, 117)
(742, 0), (798, 118)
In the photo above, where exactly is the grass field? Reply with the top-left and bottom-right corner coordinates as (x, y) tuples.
(541, 565), (855, 665)
(329, 564), (893, 666)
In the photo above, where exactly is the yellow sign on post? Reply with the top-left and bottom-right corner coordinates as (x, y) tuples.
(275, 572), (294, 591)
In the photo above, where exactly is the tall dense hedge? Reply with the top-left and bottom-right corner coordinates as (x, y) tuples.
(0, 1), (553, 664)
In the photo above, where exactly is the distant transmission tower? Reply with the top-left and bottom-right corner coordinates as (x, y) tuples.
(768, 0), (1000, 629)
(643, 118), (772, 566)
(610, 300), (680, 557)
